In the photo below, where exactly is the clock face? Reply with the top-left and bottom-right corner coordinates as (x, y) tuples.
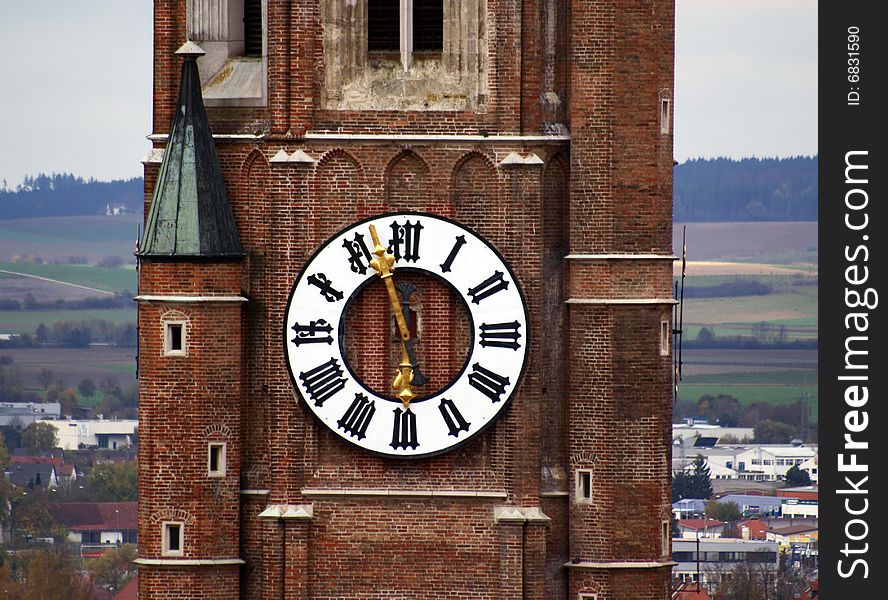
(284, 212), (529, 458)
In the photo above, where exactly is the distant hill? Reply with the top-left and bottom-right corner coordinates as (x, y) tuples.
(3, 158), (817, 222)
(674, 156), (817, 222)
(0, 173), (143, 220)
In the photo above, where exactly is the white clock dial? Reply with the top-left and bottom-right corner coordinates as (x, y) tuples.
(284, 212), (529, 458)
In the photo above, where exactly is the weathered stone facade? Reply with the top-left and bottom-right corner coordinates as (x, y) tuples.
(138, 1), (676, 598)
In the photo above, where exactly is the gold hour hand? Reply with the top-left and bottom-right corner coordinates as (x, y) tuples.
(368, 224), (418, 407)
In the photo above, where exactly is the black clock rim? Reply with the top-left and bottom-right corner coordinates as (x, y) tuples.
(282, 210), (532, 460)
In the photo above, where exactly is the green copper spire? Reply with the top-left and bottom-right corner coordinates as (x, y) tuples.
(138, 42), (245, 260)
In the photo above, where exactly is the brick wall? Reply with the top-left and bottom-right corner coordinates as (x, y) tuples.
(140, 0), (674, 598)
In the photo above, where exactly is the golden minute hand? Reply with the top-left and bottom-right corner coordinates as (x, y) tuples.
(368, 225), (416, 408)
(368, 225), (411, 342)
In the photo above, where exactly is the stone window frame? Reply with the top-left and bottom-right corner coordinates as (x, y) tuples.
(575, 468), (593, 504)
(208, 441), (227, 477)
(368, 0), (445, 71)
(162, 521), (185, 556)
(163, 319), (188, 357)
(578, 594), (598, 600)
(660, 319), (670, 356)
(321, 0), (489, 111)
(187, 0), (268, 107)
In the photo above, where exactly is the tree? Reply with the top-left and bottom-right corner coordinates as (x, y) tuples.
(0, 562), (23, 599)
(21, 422), (59, 453)
(87, 461), (138, 502)
(690, 455), (714, 499)
(0, 431), (10, 469)
(23, 547), (88, 600)
(78, 378), (97, 398)
(35, 323), (49, 344)
(672, 456), (713, 501)
(37, 368), (54, 390)
(784, 464), (811, 487)
(754, 419), (796, 444)
(705, 500), (742, 523)
(696, 327), (715, 343)
(89, 544), (137, 593)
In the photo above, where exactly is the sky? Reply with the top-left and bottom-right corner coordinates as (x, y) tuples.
(0, 1), (817, 188)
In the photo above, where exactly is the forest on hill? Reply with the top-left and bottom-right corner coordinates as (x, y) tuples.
(0, 173), (142, 219)
(674, 156), (817, 222)
(2, 157), (817, 222)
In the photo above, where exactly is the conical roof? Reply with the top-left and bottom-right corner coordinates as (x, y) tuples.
(138, 42), (245, 260)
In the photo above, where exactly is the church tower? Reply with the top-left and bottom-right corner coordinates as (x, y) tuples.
(137, 2), (676, 599)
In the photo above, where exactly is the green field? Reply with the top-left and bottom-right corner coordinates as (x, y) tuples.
(0, 262), (137, 292)
(0, 308), (135, 333)
(678, 384), (817, 420)
(0, 215), (139, 243)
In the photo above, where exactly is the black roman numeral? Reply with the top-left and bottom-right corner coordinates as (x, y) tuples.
(390, 407), (419, 450)
(337, 393), (376, 440)
(439, 235), (466, 273)
(342, 232), (372, 274)
(479, 321), (522, 350)
(307, 273), (344, 303)
(439, 398), (470, 438)
(467, 271), (509, 304)
(298, 358), (347, 407)
(388, 220), (424, 262)
(291, 319), (334, 346)
(467, 363), (510, 403)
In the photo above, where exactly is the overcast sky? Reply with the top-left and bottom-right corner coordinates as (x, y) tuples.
(0, 0), (817, 187)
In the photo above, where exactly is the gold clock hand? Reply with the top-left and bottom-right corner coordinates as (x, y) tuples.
(368, 224), (416, 408)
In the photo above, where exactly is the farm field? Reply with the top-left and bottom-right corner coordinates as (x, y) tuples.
(672, 222), (818, 429)
(0, 214), (140, 263)
(0, 262), (136, 294)
(0, 308), (135, 334)
(674, 221), (817, 264)
(1, 346), (137, 393)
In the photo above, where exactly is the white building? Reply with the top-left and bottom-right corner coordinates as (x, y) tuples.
(674, 445), (818, 482)
(672, 423), (755, 447)
(672, 538), (779, 589)
(39, 418), (138, 450)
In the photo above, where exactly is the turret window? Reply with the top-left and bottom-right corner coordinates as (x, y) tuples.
(208, 442), (227, 476)
(576, 469), (593, 503)
(162, 522), (184, 556)
(164, 321), (187, 356)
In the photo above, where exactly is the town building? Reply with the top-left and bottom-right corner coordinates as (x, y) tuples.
(39, 418), (138, 450)
(671, 538), (779, 590)
(52, 501), (138, 558)
(0, 401), (61, 426)
(674, 444), (818, 482)
(136, 1), (676, 599)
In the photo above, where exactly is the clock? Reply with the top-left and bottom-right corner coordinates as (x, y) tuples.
(284, 212), (529, 458)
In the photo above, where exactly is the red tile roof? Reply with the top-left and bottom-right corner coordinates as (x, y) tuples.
(737, 518), (769, 540)
(12, 455), (63, 467)
(678, 519), (725, 530)
(52, 502), (137, 531)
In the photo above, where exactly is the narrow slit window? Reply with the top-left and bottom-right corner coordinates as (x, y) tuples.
(663, 521), (671, 557)
(661, 98), (671, 134)
(208, 442), (226, 476)
(576, 469), (592, 502)
(661, 320), (670, 355)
